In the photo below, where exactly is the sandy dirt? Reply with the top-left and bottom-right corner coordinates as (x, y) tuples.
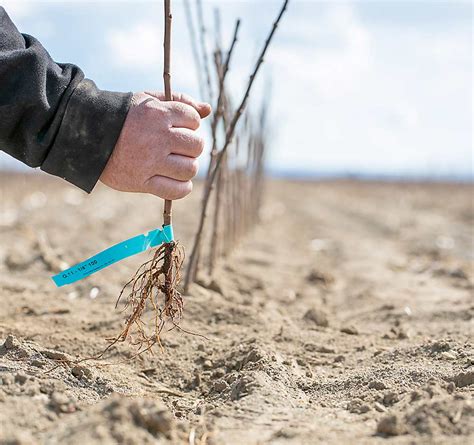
(0, 173), (473, 444)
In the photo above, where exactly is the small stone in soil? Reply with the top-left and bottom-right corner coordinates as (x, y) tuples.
(3, 334), (19, 350)
(207, 279), (223, 294)
(50, 392), (76, 413)
(340, 326), (359, 335)
(347, 399), (370, 414)
(71, 365), (93, 380)
(42, 350), (71, 362)
(14, 372), (28, 385)
(303, 307), (329, 327)
(383, 391), (399, 406)
(318, 346), (336, 354)
(212, 368), (225, 379)
(449, 370), (474, 388)
(212, 380), (229, 393)
(368, 380), (387, 391)
(306, 269), (334, 287)
(129, 401), (174, 438)
(446, 382), (456, 394)
(377, 414), (402, 436)
(374, 402), (386, 412)
(440, 351), (457, 361)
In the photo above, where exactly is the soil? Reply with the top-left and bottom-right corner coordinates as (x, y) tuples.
(0, 173), (473, 444)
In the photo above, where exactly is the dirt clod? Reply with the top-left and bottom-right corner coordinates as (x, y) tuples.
(14, 372), (27, 385)
(374, 402), (386, 413)
(347, 399), (371, 414)
(41, 350), (71, 362)
(377, 414), (403, 436)
(71, 365), (93, 380)
(49, 392), (76, 414)
(383, 392), (399, 406)
(306, 269), (334, 287)
(129, 400), (174, 438)
(303, 307), (329, 327)
(3, 334), (19, 350)
(449, 370), (474, 388)
(368, 380), (387, 391)
(340, 326), (359, 335)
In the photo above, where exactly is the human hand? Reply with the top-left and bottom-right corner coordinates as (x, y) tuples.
(100, 91), (211, 199)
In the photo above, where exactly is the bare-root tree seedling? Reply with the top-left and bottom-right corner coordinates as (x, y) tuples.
(108, 0), (185, 355)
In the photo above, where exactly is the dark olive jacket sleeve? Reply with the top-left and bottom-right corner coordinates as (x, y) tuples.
(0, 7), (132, 192)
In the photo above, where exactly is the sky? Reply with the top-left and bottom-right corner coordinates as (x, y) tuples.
(0, 0), (472, 179)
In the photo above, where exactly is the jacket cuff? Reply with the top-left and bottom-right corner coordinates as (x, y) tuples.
(41, 79), (132, 193)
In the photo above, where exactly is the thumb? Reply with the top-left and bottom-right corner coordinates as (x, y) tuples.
(145, 91), (211, 118)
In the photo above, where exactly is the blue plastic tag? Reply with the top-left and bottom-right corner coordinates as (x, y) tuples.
(51, 225), (174, 287)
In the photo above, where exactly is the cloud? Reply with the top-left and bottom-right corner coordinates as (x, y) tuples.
(104, 17), (196, 93)
(260, 1), (472, 176)
(106, 21), (162, 69)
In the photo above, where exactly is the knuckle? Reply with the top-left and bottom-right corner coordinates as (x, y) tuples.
(171, 103), (200, 128)
(144, 100), (164, 117)
(172, 102), (186, 114)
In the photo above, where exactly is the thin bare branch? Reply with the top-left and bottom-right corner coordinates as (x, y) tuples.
(188, 18), (240, 285)
(183, 0), (206, 101)
(196, 0), (214, 104)
(184, 0), (289, 291)
(163, 0), (173, 226)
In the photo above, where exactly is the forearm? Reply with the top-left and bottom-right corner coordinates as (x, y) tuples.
(0, 7), (132, 192)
